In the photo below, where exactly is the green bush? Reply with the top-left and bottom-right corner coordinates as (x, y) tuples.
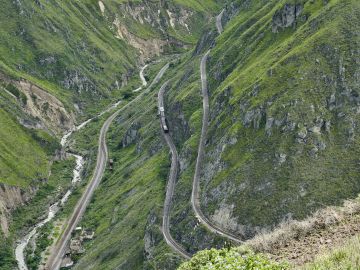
(178, 248), (288, 270)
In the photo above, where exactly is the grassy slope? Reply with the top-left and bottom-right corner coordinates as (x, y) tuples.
(302, 235), (360, 270)
(0, 1), (221, 269)
(56, 0), (360, 269)
(0, 107), (49, 186)
(0, 85), (58, 187)
(63, 2), (224, 268)
(177, 234), (360, 269)
(198, 0), (360, 233)
(107, 0), (360, 268)
(70, 63), (177, 269)
(5, 0), (360, 269)
(0, 0), (138, 116)
(0, 1), (131, 269)
(70, 0), (360, 269)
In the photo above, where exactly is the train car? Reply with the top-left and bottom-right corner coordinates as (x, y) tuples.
(162, 117), (169, 133)
(159, 107), (169, 133)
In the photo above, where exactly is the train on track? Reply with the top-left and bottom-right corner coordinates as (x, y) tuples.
(159, 107), (169, 133)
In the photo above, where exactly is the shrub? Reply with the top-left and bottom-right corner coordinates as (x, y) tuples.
(178, 247), (288, 270)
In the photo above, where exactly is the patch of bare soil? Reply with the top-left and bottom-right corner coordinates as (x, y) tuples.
(246, 199), (360, 266)
(270, 215), (360, 266)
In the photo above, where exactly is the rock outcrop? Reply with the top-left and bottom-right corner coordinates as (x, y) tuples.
(0, 183), (38, 236)
(0, 72), (75, 135)
(272, 3), (304, 33)
(17, 80), (75, 135)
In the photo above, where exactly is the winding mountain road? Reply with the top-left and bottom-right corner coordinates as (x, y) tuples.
(158, 82), (191, 260)
(45, 63), (169, 270)
(191, 50), (242, 245)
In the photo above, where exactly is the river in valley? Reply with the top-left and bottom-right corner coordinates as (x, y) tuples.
(15, 64), (149, 270)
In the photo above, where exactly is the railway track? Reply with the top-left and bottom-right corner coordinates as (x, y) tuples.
(216, 9), (225, 34)
(158, 81), (191, 259)
(45, 63), (169, 270)
(190, 50), (242, 244)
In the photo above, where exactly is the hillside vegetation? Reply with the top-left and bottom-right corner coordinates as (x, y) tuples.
(65, 0), (360, 269)
(0, 107), (49, 187)
(202, 0), (360, 236)
(1, 0), (360, 269)
(0, 1), (220, 269)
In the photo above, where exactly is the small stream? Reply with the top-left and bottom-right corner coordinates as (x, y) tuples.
(133, 64), (148, 92)
(15, 65), (149, 270)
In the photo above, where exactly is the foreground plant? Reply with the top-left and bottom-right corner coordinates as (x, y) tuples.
(178, 247), (288, 270)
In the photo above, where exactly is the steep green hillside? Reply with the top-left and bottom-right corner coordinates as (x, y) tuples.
(0, 1), (221, 269)
(72, 0), (360, 268)
(201, 0), (360, 236)
(2, 0), (360, 269)
(0, 0), (220, 116)
(71, 61), (189, 270)
(0, 107), (49, 187)
(0, 86), (56, 187)
(0, 0), (136, 114)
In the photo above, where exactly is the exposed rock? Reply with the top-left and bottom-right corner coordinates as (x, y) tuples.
(62, 70), (97, 95)
(114, 17), (167, 62)
(193, 30), (217, 56)
(69, 239), (85, 254)
(122, 122), (141, 148)
(0, 183), (38, 236)
(310, 146), (319, 157)
(222, 2), (240, 26)
(297, 127), (308, 140)
(0, 72), (75, 135)
(211, 86), (232, 122)
(276, 153), (287, 165)
(60, 257), (74, 269)
(166, 8), (192, 33)
(272, 3), (304, 33)
(316, 140), (327, 151)
(112, 3), (193, 62)
(265, 117), (274, 135)
(211, 203), (245, 236)
(169, 101), (191, 146)
(348, 119), (355, 141)
(308, 126), (321, 134)
(98, 1), (105, 15)
(324, 120), (331, 133)
(328, 93), (337, 111)
(144, 212), (160, 260)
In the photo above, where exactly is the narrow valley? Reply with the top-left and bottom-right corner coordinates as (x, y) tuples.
(1, 1), (360, 270)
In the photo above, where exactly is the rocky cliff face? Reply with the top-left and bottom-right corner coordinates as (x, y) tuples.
(0, 184), (38, 236)
(102, 0), (211, 62)
(272, 3), (304, 33)
(0, 72), (75, 135)
(18, 80), (75, 134)
(198, 0), (360, 237)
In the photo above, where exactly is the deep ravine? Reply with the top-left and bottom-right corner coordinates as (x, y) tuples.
(15, 64), (149, 270)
